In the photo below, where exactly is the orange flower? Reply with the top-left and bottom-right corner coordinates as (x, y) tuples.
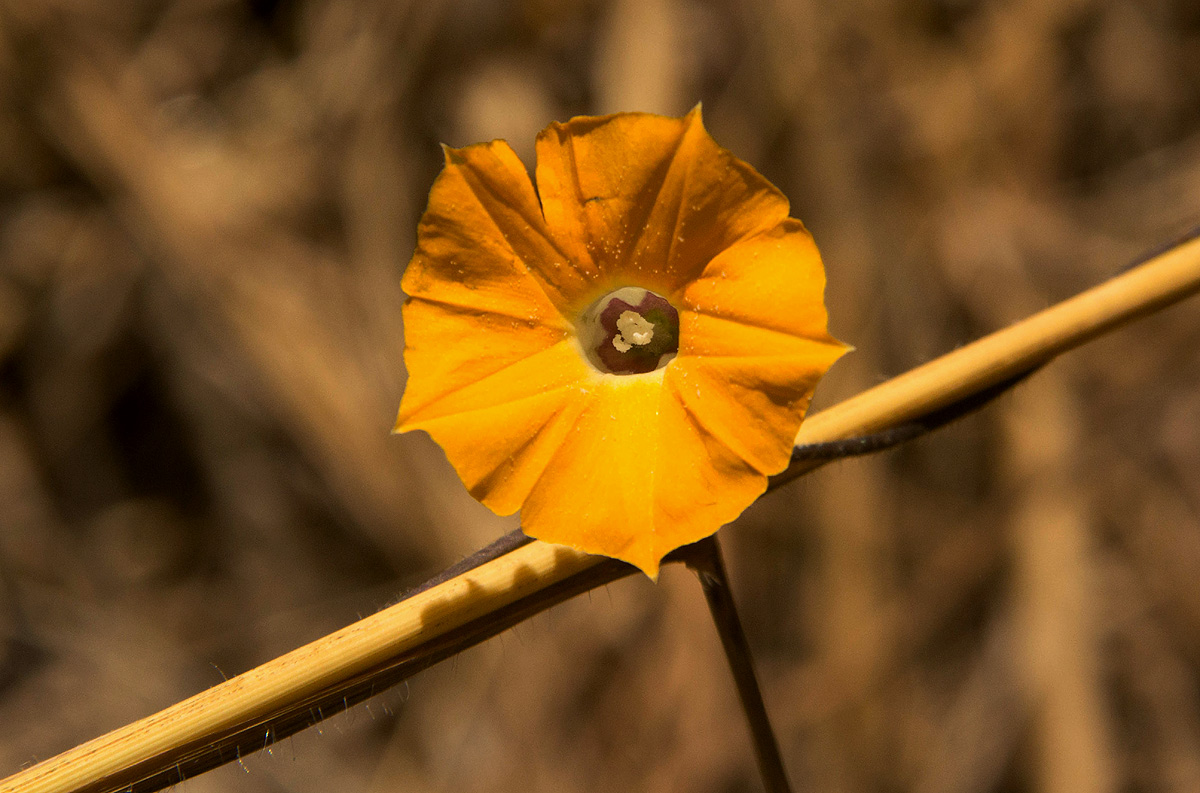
(396, 108), (849, 577)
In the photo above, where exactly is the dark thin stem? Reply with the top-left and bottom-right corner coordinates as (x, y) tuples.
(69, 353), (1038, 793)
(686, 535), (793, 793)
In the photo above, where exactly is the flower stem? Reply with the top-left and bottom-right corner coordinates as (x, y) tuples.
(687, 535), (793, 793)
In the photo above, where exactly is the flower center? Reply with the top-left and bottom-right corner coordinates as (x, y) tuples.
(576, 287), (679, 375)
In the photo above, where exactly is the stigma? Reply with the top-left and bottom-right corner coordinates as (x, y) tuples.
(614, 311), (656, 352)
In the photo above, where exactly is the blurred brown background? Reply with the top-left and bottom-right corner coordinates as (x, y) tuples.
(2, 0), (1200, 791)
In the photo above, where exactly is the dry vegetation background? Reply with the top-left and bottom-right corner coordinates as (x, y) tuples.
(2, 0), (1200, 791)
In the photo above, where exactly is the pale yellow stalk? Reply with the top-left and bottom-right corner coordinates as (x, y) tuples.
(4, 233), (1200, 793)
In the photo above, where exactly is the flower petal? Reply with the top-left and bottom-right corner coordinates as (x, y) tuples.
(396, 298), (569, 420)
(666, 218), (849, 474)
(535, 108), (791, 303)
(398, 138), (583, 418)
(399, 340), (593, 515)
(667, 351), (846, 476)
(649, 383), (768, 567)
(678, 310), (836, 359)
(402, 140), (595, 319)
(520, 372), (766, 578)
(681, 218), (837, 341)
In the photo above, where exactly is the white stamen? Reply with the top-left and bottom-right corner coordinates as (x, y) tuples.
(614, 310), (654, 352)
